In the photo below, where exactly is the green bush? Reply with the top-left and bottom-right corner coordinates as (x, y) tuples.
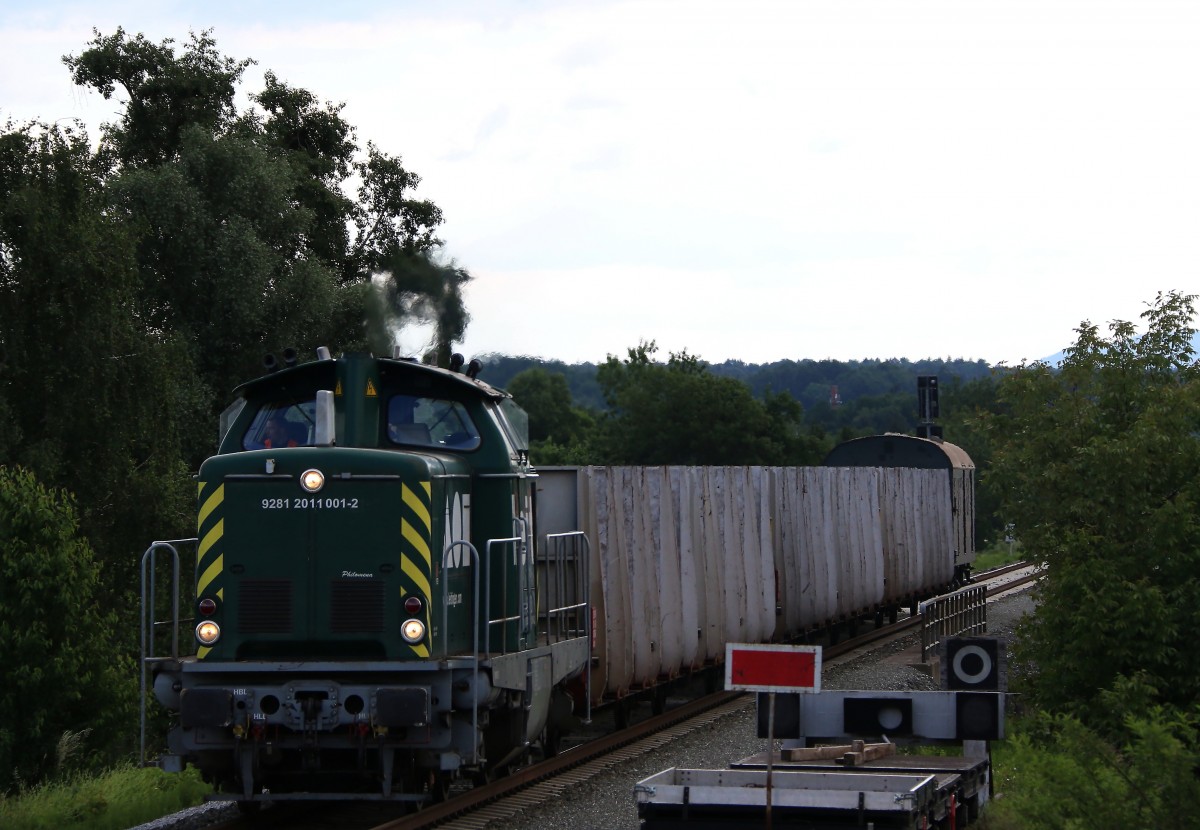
(985, 291), (1200, 721)
(0, 764), (210, 830)
(0, 467), (134, 793)
(984, 706), (1200, 830)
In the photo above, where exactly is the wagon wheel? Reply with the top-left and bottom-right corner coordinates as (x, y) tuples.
(425, 772), (452, 804)
(541, 724), (562, 758)
(650, 686), (668, 716)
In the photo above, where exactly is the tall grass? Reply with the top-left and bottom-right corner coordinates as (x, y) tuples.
(0, 764), (210, 830)
(973, 539), (1025, 572)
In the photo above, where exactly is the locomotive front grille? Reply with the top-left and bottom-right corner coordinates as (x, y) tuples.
(239, 579), (294, 634)
(330, 581), (386, 633)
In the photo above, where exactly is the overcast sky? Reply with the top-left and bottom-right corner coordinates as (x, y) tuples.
(3, 0), (1198, 366)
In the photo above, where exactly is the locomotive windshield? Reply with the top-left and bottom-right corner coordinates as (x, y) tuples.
(387, 394), (481, 451)
(242, 399), (316, 450)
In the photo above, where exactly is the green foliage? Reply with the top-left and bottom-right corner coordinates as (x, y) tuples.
(59, 27), (453, 436)
(477, 354), (607, 409)
(63, 29), (250, 168)
(507, 368), (595, 462)
(490, 347), (1000, 470)
(591, 342), (827, 465)
(941, 373), (1005, 547)
(0, 468), (133, 793)
(985, 291), (1200, 721)
(0, 763), (210, 830)
(971, 539), (1024, 572)
(986, 705), (1200, 830)
(0, 120), (198, 601)
(483, 354), (995, 436)
(712, 356), (994, 433)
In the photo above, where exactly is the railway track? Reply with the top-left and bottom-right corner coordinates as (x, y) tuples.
(199, 562), (1036, 830)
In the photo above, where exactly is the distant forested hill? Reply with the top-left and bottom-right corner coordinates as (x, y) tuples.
(474, 354), (608, 409)
(476, 353), (995, 426)
(707, 357), (994, 411)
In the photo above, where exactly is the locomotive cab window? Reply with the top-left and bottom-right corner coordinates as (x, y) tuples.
(243, 399), (316, 450)
(387, 394), (481, 451)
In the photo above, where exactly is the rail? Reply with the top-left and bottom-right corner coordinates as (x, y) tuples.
(918, 583), (987, 662)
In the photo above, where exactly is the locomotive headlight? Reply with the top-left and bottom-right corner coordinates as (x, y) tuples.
(401, 618), (426, 644)
(196, 620), (221, 645)
(300, 468), (325, 493)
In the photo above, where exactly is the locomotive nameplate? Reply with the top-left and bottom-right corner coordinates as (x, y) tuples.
(260, 497), (361, 509)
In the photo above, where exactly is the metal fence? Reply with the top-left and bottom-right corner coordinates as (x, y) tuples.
(919, 584), (987, 662)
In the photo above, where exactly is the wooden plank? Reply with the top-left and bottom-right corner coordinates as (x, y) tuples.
(783, 740), (897, 764)
(672, 467), (702, 669)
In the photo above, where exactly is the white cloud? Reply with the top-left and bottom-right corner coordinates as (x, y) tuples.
(3, 0), (1197, 365)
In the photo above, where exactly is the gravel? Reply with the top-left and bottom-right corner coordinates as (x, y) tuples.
(128, 800), (238, 830)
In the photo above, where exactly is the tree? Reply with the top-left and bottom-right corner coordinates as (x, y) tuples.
(63, 28), (249, 168)
(941, 373), (1004, 548)
(0, 120), (197, 603)
(592, 342), (824, 465)
(506, 367), (596, 463)
(0, 467), (131, 792)
(61, 28), (458, 436)
(985, 291), (1200, 721)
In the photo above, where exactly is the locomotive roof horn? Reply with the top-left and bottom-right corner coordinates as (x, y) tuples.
(263, 353), (280, 373)
(282, 347), (299, 368)
(449, 353), (465, 372)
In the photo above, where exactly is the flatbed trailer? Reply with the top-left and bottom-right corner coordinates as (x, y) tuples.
(634, 746), (989, 828)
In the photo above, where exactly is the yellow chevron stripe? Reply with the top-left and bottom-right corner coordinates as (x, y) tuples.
(197, 646), (211, 660)
(401, 556), (432, 599)
(198, 484), (224, 529)
(198, 554), (223, 595)
(401, 519), (431, 562)
(400, 482), (433, 657)
(402, 483), (431, 531)
(198, 518), (224, 568)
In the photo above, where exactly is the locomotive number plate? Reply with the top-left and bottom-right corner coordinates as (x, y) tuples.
(260, 497), (360, 509)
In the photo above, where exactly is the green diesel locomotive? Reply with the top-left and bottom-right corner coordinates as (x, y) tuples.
(144, 348), (590, 804)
